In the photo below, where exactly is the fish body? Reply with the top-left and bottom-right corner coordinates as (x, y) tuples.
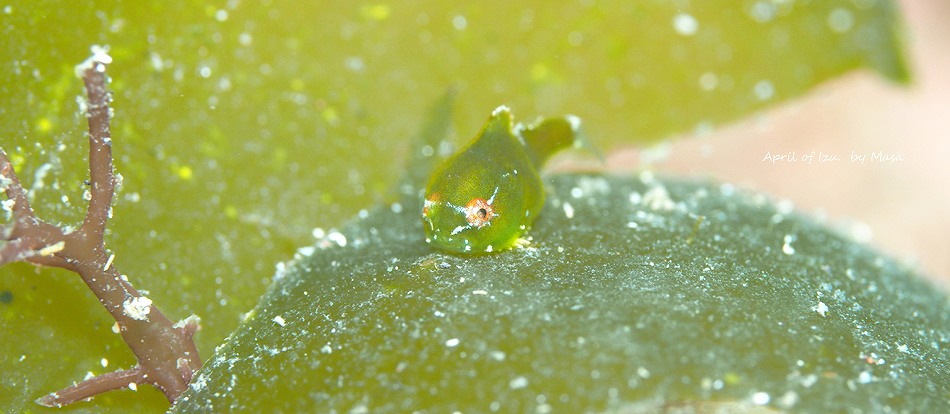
(422, 106), (580, 254)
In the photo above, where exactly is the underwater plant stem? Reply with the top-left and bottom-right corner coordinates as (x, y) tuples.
(78, 62), (115, 242)
(34, 366), (147, 408)
(0, 54), (201, 407)
(0, 150), (72, 269)
(0, 150), (35, 221)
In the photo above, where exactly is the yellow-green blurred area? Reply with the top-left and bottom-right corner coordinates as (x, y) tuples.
(0, 0), (905, 412)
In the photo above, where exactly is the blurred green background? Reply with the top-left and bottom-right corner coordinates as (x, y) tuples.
(0, 0), (907, 412)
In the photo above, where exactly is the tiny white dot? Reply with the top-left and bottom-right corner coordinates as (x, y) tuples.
(699, 72), (718, 91)
(567, 31), (583, 46)
(782, 234), (795, 255)
(673, 13), (699, 36)
(238, 32), (253, 46)
(563, 202), (575, 219)
(509, 376), (529, 389)
(754, 80), (775, 101)
(749, 1), (775, 23)
(827, 8), (855, 33)
(452, 15), (467, 30)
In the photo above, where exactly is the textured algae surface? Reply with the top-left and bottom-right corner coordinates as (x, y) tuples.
(175, 173), (950, 413)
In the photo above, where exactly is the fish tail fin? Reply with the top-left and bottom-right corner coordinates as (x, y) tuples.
(519, 115), (601, 168)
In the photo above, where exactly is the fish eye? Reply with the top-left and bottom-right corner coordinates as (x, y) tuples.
(464, 198), (495, 228)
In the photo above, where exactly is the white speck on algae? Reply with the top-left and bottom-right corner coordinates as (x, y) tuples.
(699, 72), (718, 91)
(754, 79), (775, 101)
(642, 185), (674, 211)
(325, 230), (347, 247)
(562, 202), (575, 219)
(509, 376), (529, 390)
(748, 1), (776, 23)
(782, 234), (796, 255)
(827, 7), (855, 33)
(672, 13), (699, 36)
(311, 227), (326, 239)
(452, 15), (467, 31)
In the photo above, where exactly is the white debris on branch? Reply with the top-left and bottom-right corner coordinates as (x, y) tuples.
(122, 296), (153, 321)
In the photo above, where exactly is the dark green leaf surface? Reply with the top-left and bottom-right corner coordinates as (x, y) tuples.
(174, 172), (950, 413)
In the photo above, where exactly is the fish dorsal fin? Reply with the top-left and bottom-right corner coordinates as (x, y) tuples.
(481, 105), (516, 144)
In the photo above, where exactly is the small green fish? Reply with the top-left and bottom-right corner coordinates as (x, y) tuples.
(422, 105), (582, 254)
